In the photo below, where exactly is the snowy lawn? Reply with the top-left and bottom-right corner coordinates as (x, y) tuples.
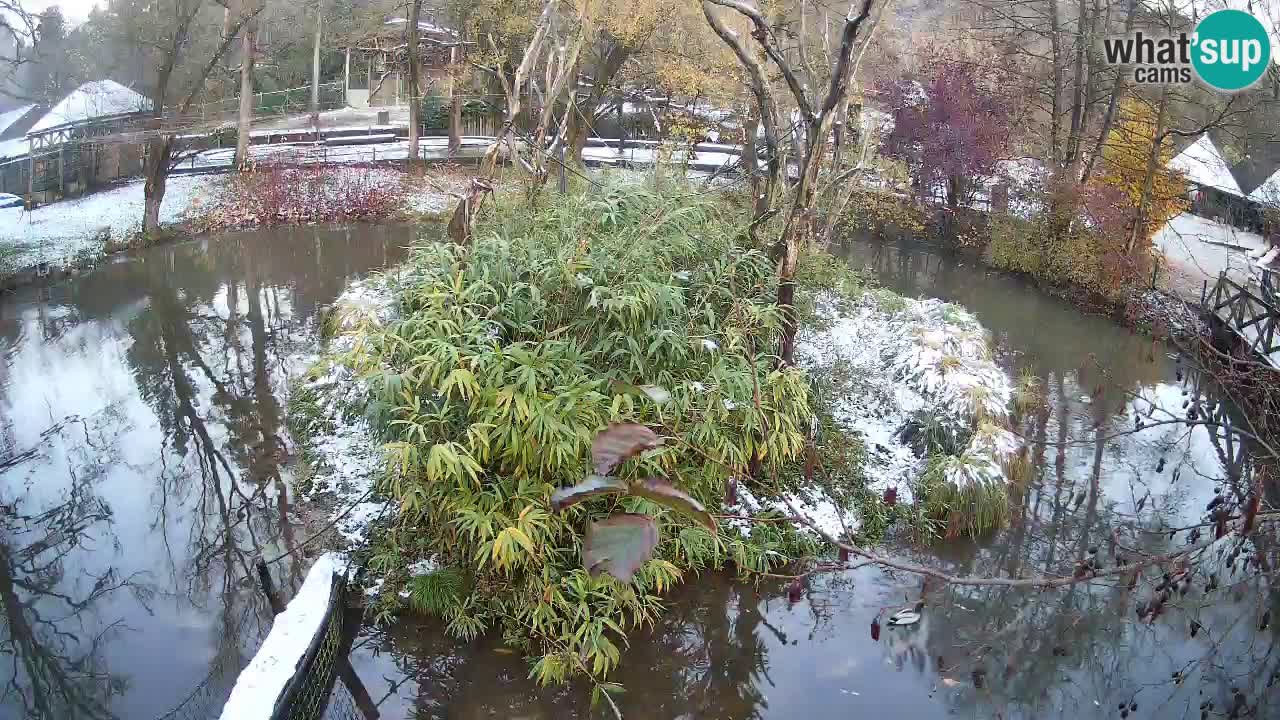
(0, 165), (464, 275)
(1153, 212), (1269, 303)
(0, 174), (218, 272)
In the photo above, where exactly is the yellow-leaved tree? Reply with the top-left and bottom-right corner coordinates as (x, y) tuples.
(1098, 98), (1189, 246)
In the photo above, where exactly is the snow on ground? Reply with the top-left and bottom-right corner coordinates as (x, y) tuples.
(217, 552), (348, 720)
(180, 136), (494, 172)
(294, 278), (401, 547)
(1153, 212), (1269, 303)
(0, 174), (219, 270)
(0, 164), (461, 274)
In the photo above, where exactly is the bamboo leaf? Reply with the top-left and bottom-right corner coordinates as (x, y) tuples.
(591, 423), (661, 475)
(550, 474), (629, 511)
(630, 478), (716, 533)
(583, 513), (659, 582)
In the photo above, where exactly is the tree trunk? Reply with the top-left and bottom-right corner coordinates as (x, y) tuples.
(1080, 0), (1137, 185)
(1064, 0), (1088, 169)
(566, 38), (633, 166)
(742, 108), (764, 217)
(448, 46), (462, 155)
(1126, 88), (1170, 255)
(235, 16), (256, 171)
(143, 136), (173, 234)
(310, 0), (322, 140)
(407, 0), (422, 163)
(1048, 0), (1064, 167)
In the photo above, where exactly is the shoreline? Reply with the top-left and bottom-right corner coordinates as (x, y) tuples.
(0, 165), (464, 294)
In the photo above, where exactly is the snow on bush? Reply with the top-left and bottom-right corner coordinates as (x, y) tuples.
(801, 293), (1018, 506)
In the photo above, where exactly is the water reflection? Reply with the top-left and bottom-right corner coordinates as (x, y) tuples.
(346, 235), (1277, 719)
(0, 225), (411, 719)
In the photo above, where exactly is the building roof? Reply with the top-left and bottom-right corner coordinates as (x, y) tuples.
(0, 105), (36, 138)
(1169, 134), (1244, 197)
(384, 16), (460, 39)
(28, 80), (151, 135)
(1248, 166), (1280, 205)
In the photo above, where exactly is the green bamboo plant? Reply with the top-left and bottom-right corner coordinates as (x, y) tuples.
(339, 183), (836, 683)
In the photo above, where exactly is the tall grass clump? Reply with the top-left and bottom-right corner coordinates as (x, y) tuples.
(337, 181), (839, 684)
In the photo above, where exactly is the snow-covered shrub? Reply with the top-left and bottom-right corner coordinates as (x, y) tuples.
(800, 293), (1020, 536)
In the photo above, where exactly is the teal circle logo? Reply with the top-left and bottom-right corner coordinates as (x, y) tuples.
(1192, 9), (1271, 91)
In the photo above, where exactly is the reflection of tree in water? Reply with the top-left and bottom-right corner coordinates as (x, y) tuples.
(0, 415), (137, 719)
(371, 575), (779, 719)
(871, 370), (1280, 718)
(0, 226), (409, 718)
(632, 577), (774, 719)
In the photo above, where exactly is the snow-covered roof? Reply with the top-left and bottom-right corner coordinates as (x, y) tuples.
(28, 80), (151, 134)
(1248, 167), (1280, 205)
(0, 104), (35, 137)
(384, 17), (459, 38)
(1169, 134), (1244, 197)
(0, 136), (28, 162)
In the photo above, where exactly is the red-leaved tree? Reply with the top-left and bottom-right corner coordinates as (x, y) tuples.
(879, 57), (1013, 210)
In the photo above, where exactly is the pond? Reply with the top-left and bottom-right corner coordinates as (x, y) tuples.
(345, 236), (1276, 719)
(0, 225), (411, 719)
(0, 229), (1272, 719)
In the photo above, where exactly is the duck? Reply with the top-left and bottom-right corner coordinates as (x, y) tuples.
(887, 605), (922, 626)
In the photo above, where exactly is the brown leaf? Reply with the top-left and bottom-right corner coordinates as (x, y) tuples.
(630, 477), (716, 532)
(550, 474), (629, 511)
(592, 423), (661, 476)
(583, 513), (660, 582)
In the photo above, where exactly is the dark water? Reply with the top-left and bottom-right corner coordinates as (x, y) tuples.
(0, 226), (410, 719)
(2, 229), (1273, 720)
(346, 237), (1278, 719)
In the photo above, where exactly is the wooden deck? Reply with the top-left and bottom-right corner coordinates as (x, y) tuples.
(1202, 270), (1280, 368)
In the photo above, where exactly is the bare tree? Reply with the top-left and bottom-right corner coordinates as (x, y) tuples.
(407, 0), (422, 162)
(233, 0), (261, 171)
(126, 0), (263, 233)
(702, 0), (876, 364)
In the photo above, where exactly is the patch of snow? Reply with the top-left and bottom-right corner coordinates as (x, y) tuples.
(0, 104), (35, 135)
(294, 278), (403, 548)
(408, 557), (440, 576)
(29, 80), (151, 134)
(0, 174), (218, 270)
(217, 553), (348, 720)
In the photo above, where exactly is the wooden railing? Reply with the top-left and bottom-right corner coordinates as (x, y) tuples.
(1203, 271), (1280, 366)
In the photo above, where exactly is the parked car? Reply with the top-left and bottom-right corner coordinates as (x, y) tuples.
(0, 193), (21, 209)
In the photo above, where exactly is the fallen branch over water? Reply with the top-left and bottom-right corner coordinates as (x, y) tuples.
(783, 497), (1233, 589)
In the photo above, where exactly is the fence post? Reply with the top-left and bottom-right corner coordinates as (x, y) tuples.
(256, 559), (286, 615)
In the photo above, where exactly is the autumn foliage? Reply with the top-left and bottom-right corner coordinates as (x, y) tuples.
(1095, 99), (1189, 242)
(879, 56), (1014, 209)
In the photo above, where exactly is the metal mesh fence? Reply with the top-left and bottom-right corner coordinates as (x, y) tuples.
(153, 649), (243, 720)
(269, 575), (351, 720)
